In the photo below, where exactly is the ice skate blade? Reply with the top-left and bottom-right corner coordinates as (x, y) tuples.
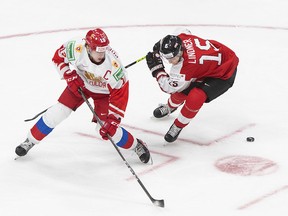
(14, 155), (21, 160)
(147, 156), (153, 165)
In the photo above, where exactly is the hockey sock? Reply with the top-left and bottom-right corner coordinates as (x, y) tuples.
(112, 126), (135, 149)
(168, 92), (187, 109)
(29, 103), (72, 143)
(30, 116), (54, 142)
(174, 88), (207, 128)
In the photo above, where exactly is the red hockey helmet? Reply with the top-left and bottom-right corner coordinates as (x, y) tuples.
(85, 28), (110, 52)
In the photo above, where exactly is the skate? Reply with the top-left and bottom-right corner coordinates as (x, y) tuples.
(164, 123), (182, 143)
(15, 139), (35, 156)
(134, 139), (150, 163)
(153, 104), (176, 118)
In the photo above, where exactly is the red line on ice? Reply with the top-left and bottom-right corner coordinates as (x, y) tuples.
(122, 123), (256, 146)
(238, 185), (288, 210)
(125, 150), (179, 181)
(75, 122), (255, 179)
(74, 131), (179, 178)
(1, 24), (288, 40)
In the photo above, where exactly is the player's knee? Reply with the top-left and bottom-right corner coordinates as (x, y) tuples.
(43, 102), (72, 128)
(186, 88), (207, 108)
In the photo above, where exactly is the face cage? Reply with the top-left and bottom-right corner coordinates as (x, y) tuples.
(160, 49), (182, 60)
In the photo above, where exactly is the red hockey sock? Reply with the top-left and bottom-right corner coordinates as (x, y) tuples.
(174, 88), (207, 128)
(168, 92), (187, 109)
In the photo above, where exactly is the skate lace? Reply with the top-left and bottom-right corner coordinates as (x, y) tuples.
(158, 104), (171, 115)
(168, 124), (181, 137)
(21, 140), (34, 150)
(135, 142), (147, 157)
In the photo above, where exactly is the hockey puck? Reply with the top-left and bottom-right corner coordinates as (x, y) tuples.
(246, 137), (255, 142)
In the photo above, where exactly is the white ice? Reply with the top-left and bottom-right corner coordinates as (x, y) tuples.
(0, 0), (288, 215)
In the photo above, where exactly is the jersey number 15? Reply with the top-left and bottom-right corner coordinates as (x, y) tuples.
(194, 39), (222, 65)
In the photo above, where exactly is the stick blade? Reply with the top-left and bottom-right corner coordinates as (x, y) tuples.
(153, 199), (165, 208)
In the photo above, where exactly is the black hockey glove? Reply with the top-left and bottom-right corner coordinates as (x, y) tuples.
(146, 51), (165, 77)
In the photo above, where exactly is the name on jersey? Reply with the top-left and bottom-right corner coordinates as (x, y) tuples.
(183, 38), (196, 64)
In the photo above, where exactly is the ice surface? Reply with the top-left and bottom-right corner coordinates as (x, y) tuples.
(1, 0), (288, 215)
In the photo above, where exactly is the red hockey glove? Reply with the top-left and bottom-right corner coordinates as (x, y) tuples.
(99, 114), (121, 140)
(63, 70), (84, 98)
(146, 51), (165, 77)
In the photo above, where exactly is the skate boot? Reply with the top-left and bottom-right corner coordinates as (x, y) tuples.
(164, 123), (182, 143)
(15, 139), (35, 156)
(134, 139), (150, 163)
(153, 104), (176, 118)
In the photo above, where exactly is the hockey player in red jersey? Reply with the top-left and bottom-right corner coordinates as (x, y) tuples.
(15, 28), (150, 163)
(146, 28), (239, 143)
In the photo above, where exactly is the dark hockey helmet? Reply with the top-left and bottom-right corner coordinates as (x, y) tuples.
(85, 28), (109, 52)
(159, 35), (182, 59)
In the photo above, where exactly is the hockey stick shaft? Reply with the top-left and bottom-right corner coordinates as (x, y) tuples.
(24, 56), (146, 122)
(78, 88), (164, 207)
(24, 108), (49, 122)
(124, 56), (146, 69)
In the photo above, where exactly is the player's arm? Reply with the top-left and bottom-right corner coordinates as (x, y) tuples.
(108, 80), (129, 119)
(146, 51), (186, 94)
(106, 62), (129, 119)
(52, 42), (84, 97)
(99, 68), (128, 140)
(52, 44), (71, 78)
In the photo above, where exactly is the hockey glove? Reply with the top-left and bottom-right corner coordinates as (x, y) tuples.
(99, 114), (121, 140)
(146, 51), (165, 77)
(63, 70), (85, 98)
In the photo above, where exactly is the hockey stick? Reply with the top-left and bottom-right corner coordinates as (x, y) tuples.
(78, 87), (164, 208)
(24, 108), (49, 122)
(24, 56), (146, 122)
(124, 55), (146, 68)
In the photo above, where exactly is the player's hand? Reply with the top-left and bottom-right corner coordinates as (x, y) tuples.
(63, 70), (85, 97)
(99, 114), (121, 140)
(146, 51), (165, 77)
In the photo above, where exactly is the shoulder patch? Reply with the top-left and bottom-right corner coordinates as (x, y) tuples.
(66, 41), (76, 61)
(112, 60), (119, 68)
(113, 68), (124, 81)
(75, 44), (83, 53)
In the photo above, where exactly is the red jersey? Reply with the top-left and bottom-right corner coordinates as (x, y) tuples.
(156, 33), (239, 94)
